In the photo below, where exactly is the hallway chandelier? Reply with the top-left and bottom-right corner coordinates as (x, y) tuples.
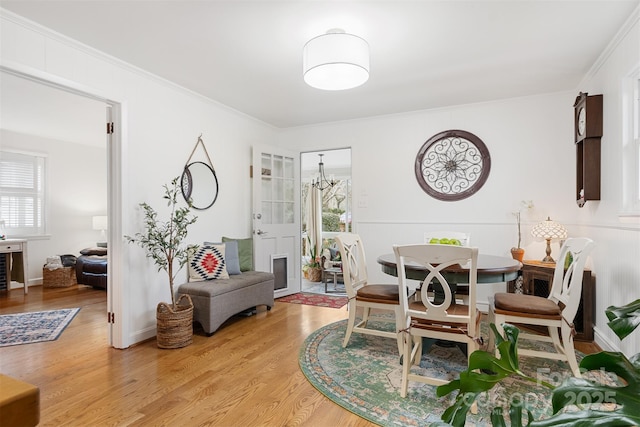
(312, 154), (336, 191)
(303, 28), (370, 91)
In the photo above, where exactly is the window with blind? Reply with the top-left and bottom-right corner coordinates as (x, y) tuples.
(621, 68), (640, 218)
(0, 150), (47, 236)
(628, 74), (640, 210)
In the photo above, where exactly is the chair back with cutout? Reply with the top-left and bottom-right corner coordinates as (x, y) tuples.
(548, 237), (595, 323)
(335, 233), (369, 299)
(393, 244), (479, 335)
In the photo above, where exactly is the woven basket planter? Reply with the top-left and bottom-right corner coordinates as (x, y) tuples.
(43, 267), (76, 288)
(307, 267), (322, 283)
(156, 294), (193, 349)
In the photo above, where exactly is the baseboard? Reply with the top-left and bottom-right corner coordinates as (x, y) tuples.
(129, 326), (156, 347)
(476, 301), (489, 314)
(9, 281), (28, 290)
(593, 325), (621, 352)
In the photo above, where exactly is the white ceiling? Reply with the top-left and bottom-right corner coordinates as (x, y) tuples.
(0, 72), (106, 146)
(1, 0), (637, 130)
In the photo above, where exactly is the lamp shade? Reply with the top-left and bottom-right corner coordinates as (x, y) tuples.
(531, 216), (567, 240)
(303, 29), (369, 91)
(92, 215), (108, 231)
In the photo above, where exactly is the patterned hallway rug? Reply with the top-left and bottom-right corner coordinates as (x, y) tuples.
(299, 318), (587, 426)
(0, 308), (80, 347)
(277, 292), (348, 309)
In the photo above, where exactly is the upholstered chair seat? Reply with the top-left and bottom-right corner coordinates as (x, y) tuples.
(355, 285), (400, 304)
(493, 293), (562, 318)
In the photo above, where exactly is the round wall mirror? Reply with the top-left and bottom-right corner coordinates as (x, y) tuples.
(181, 161), (219, 210)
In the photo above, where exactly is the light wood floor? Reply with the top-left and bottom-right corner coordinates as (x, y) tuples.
(0, 286), (600, 427)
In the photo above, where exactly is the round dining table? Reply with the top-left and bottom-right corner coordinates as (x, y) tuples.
(377, 252), (521, 354)
(376, 253), (521, 284)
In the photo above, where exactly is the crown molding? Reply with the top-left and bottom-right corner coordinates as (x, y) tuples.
(0, 8), (275, 129)
(580, 3), (640, 86)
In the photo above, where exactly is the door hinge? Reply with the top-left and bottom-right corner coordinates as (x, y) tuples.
(107, 312), (115, 323)
(106, 122), (114, 134)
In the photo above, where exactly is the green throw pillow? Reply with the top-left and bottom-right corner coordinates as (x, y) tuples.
(222, 236), (253, 272)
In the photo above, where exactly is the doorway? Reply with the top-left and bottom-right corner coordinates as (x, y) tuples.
(0, 65), (123, 347)
(300, 148), (351, 295)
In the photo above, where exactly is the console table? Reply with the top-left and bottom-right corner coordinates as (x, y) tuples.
(508, 260), (594, 342)
(0, 239), (29, 294)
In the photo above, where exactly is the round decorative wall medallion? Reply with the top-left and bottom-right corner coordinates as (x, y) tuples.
(414, 129), (491, 201)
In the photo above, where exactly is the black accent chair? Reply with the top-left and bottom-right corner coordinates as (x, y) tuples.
(76, 247), (107, 290)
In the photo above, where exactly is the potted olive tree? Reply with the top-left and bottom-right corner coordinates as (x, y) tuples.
(126, 177), (198, 349)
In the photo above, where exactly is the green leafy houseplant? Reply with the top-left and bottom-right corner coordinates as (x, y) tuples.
(126, 177), (197, 309)
(304, 235), (322, 282)
(435, 299), (640, 427)
(305, 235), (320, 269)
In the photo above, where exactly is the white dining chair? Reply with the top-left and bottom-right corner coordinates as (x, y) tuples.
(488, 237), (595, 377)
(393, 243), (480, 397)
(335, 233), (404, 357)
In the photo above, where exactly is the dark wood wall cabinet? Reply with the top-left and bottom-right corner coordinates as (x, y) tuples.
(508, 260), (594, 342)
(573, 93), (603, 207)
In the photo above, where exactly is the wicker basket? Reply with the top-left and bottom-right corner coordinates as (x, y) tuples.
(307, 267), (322, 283)
(156, 294), (193, 349)
(43, 266), (76, 288)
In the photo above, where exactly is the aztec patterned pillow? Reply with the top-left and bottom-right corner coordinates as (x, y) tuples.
(188, 244), (229, 281)
(203, 240), (241, 275)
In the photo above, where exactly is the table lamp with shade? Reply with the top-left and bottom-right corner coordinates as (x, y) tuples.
(531, 217), (567, 263)
(92, 215), (108, 248)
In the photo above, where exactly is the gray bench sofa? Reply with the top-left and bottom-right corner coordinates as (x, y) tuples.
(177, 270), (275, 335)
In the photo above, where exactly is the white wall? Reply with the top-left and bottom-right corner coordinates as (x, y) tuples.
(277, 10), (640, 357)
(1, 129), (108, 281)
(278, 92), (576, 310)
(571, 11), (640, 357)
(1, 10), (277, 347)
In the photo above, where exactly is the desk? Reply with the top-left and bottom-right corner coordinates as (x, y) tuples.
(377, 253), (521, 284)
(0, 239), (29, 294)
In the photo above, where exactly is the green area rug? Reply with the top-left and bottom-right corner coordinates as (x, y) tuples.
(0, 308), (80, 347)
(299, 318), (585, 426)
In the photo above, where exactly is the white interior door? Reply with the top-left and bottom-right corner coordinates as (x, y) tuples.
(252, 145), (300, 297)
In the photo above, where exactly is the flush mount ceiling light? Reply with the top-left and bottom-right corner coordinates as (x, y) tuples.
(303, 28), (370, 91)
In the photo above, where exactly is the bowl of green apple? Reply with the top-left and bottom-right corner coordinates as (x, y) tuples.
(428, 238), (463, 246)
